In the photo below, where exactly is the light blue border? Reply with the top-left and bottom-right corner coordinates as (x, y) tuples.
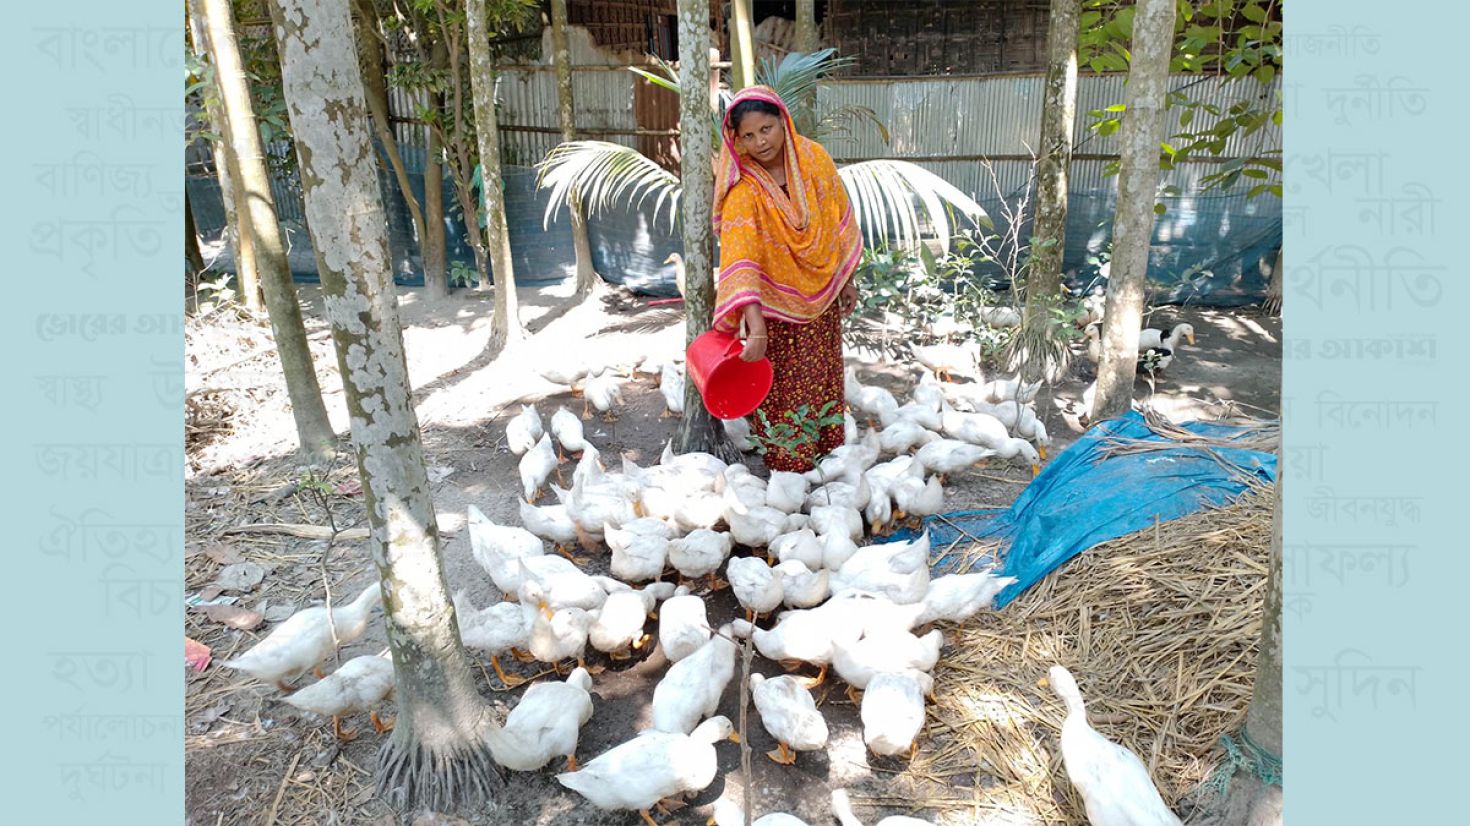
(3, 3), (184, 821)
(1286, 2), (1469, 822)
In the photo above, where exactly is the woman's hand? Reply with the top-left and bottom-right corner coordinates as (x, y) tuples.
(739, 304), (768, 362)
(838, 280), (859, 315)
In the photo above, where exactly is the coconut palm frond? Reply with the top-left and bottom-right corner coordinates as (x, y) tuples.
(811, 104), (889, 146)
(536, 140), (682, 232)
(757, 48), (854, 105)
(838, 159), (989, 254)
(627, 56), (680, 95)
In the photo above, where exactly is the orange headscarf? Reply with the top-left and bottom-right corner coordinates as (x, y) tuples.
(711, 86), (863, 333)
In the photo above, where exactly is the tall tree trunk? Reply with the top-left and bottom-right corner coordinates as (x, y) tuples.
(729, 0), (755, 91)
(439, 8), (491, 290)
(1024, 0), (1080, 317)
(187, 0), (258, 311)
(674, 0), (726, 456)
(1263, 246), (1282, 316)
(185, 188), (205, 304)
(424, 103), (449, 289)
(269, 0), (501, 811)
(1088, 0), (1174, 422)
(467, 0), (525, 358)
(550, 0), (599, 298)
(204, 0), (336, 460)
(794, 0), (817, 52)
(353, 0), (442, 299)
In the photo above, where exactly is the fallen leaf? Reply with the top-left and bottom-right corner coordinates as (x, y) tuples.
(215, 561), (267, 592)
(204, 543), (243, 565)
(201, 604), (264, 630)
(199, 585), (224, 601)
(334, 478), (362, 496)
(185, 637), (212, 671)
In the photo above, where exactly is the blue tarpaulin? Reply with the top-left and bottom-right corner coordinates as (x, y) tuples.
(892, 410), (1276, 609)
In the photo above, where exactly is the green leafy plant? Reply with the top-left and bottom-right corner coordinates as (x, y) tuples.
(194, 271), (237, 316)
(750, 401), (846, 463)
(448, 259), (480, 288)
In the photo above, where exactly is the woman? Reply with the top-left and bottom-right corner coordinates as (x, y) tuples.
(712, 86), (863, 473)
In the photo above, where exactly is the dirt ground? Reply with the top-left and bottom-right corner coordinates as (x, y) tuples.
(182, 281), (1280, 826)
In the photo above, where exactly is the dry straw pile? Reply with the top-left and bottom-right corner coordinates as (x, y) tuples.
(913, 481), (1274, 825)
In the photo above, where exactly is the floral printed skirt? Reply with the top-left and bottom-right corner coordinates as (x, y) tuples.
(751, 302), (847, 473)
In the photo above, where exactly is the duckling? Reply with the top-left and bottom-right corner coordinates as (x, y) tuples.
(660, 362), (685, 417)
(728, 505), (788, 549)
(878, 419), (942, 456)
(749, 673), (829, 765)
(775, 559), (830, 608)
(607, 521), (673, 584)
(453, 589), (532, 686)
(1138, 322), (1195, 352)
(763, 471), (809, 514)
(830, 788), (935, 825)
(809, 504), (864, 544)
(505, 403), (543, 456)
(281, 651), (394, 740)
(582, 369), (625, 421)
(525, 602), (599, 669)
(1043, 665), (1183, 826)
(519, 498), (579, 553)
(650, 624), (738, 734)
(914, 571), (1017, 626)
(668, 528), (734, 588)
(485, 667), (595, 772)
(557, 715), (739, 823)
(468, 504), (546, 593)
(222, 583), (382, 690)
(721, 416), (755, 452)
(519, 433), (560, 502)
(590, 582), (673, 658)
(550, 405), (588, 460)
(658, 586), (712, 662)
(913, 439), (994, 480)
(832, 630), (944, 699)
(728, 556), (784, 622)
(771, 528), (823, 570)
(861, 669), (933, 757)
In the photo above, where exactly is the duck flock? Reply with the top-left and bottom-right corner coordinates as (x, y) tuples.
(217, 357), (1185, 825)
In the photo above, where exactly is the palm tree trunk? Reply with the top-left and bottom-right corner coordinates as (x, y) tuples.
(204, 0), (336, 460)
(1089, 0), (1174, 422)
(269, 0), (500, 810)
(550, 0), (599, 298)
(674, 0), (727, 456)
(729, 0), (755, 91)
(186, 0), (257, 312)
(795, 0), (818, 52)
(1025, 0), (1080, 316)
(467, 0), (525, 358)
(353, 0), (443, 299)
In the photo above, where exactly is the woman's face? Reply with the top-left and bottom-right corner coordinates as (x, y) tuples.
(735, 111), (786, 167)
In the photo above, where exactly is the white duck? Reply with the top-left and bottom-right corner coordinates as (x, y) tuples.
(977, 305), (1022, 328)
(659, 361), (685, 417)
(979, 374), (1042, 404)
(864, 475), (895, 534)
(913, 439), (994, 480)
(505, 403), (544, 455)
(911, 371), (945, 412)
(805, 467), (872, 512)
(832, 630), (944, 698)
(1138, 322), (1195, 352)
(607, 521), (672, 584)
(830, 533), (931, 605)
(281, 651), (394, 740)
(861, 669), (933, 757)
(721, 416), (755, 452)
(846, 368), (899, 424)
(582, 369), (625, 420)
(750, 672), (829, 765)
(728, 505), (788, 549)
(538, 359), (591, 387)
(765, 470), (810, 514)
(878, 419), (942, 456)
(994, 436), (1044, 476)
(590, 582), (673, 658)
(830, 788), (935, 826)
(810, 504), (864, 544)
(525, 603), (599, 668)
(910, 341), (980, 383)
(468, 504), (545, 594)
(519, 433), (560, 502)
(775, 560), (830, 608)
(658, 586), (712, 662)
(728, 556), (784, 622)
(1043, 665), (1183, 826)
(517, 557), (613, 612)
(914, 571), (1017, 626)
(712, 797), (811, 826)
(519, 498), (579, 551)
(821, 530), (862, 571)
(668, 528), (734, 588)
(889, 463), (944, 522)
(650, 625), (738, 734)
(556, 716), (738, 822)
(485, 666), (595, 772)
(939, 400), (1010, 449)
(771, 528), (824, 570)
(222, 583), (382, 690)
(453, 589), (531, 686)
(549, 405), (588, 459)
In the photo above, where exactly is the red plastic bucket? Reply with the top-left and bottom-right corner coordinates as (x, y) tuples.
(686, 329), (774, 419)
